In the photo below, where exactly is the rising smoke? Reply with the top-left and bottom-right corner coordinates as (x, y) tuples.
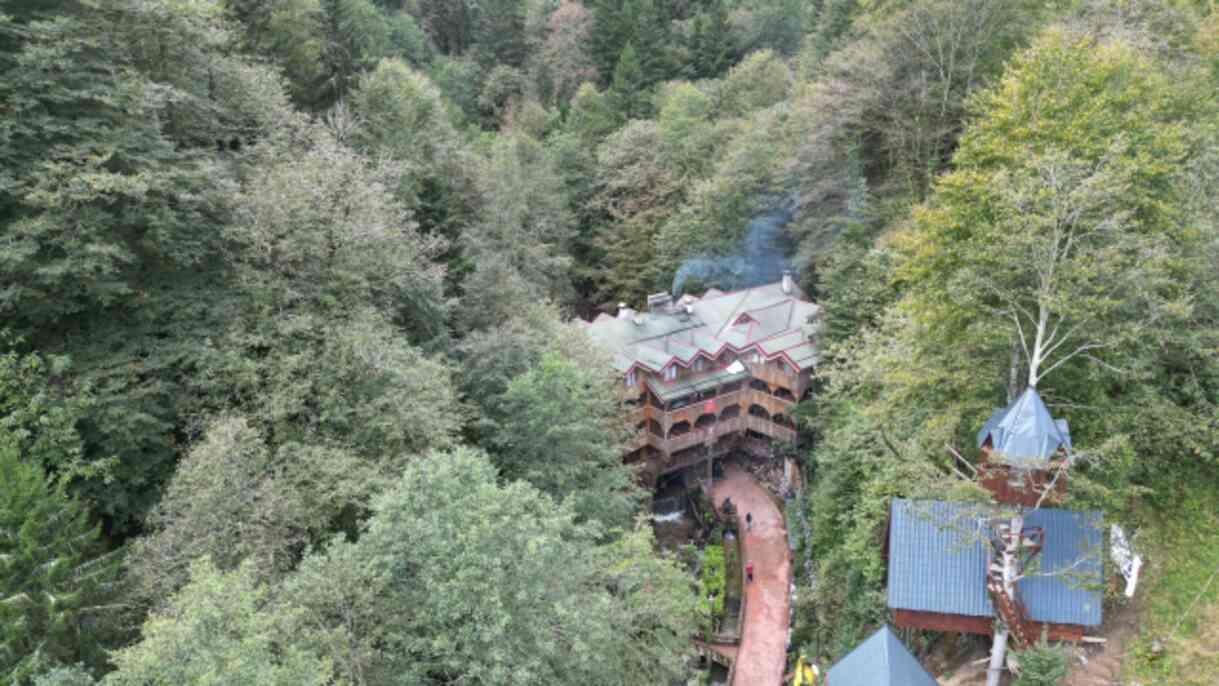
(670, 202), (795, 296)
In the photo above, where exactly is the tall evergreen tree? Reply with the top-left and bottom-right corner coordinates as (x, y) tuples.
(610, 42), (649, 119)
(589, 0), (639, 82)
(0, 444), (121, 684)
(631, 0), (678, 85)
(316, 0), (392, 106)
(688, 0), (735, 79)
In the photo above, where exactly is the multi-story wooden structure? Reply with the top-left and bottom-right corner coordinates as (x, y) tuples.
(582, 273), (820, 480)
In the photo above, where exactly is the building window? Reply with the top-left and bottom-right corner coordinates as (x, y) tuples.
(750, 352), (761, 364)
(625, 370), (636, 388)
(664, 364), (677, 382)
(694, 357), (705, 372)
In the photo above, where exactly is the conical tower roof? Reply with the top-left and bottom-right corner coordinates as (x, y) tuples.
(826, 625), (939, 686)
(976, 387), (1071, 466)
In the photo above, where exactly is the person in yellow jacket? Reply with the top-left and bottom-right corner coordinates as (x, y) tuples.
(791, 655), (819, 686)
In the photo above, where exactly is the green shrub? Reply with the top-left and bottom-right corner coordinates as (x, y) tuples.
(1014, 636), (1068, 686)
(698, 544), (726, 626)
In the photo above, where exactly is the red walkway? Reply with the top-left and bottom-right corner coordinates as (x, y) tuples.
(710, 465), (791, 686)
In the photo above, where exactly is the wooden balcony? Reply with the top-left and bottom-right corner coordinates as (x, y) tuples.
(664, 430), (713, 453)
(661, 394), (743, 432)
(745, 417), (796, 442)
(623, 374), (801, 461)
(648, 414), (798, 457)
(664, 404), (700, 429)
(715, 390), (743, 412)
(742, 390), (794, 418)
(745, 361), (800, 393)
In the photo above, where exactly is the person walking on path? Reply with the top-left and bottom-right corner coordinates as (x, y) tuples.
(746, 561), (754, 583)
(746, 512), (753, 531)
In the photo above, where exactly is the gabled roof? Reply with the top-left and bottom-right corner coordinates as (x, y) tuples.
(827, 625), (939, 686)
(976, 388), (1072, 466)
(584, 281), (821, 374)
(887, 499), (1103, 627)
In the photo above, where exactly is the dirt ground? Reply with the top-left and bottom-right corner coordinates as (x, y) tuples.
(934, 594), (1142, 686)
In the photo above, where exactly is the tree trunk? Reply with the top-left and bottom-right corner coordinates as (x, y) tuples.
(1027, 303), (1049, 388)
(1008, 338), (1021, 403)
(986, 511), (1024, 686)
(986, 627), (1009, 686)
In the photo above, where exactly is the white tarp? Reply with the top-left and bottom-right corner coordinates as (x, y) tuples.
(1110, 524), (1143, 597)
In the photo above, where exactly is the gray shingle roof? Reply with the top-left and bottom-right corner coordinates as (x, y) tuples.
(976, 388), (1072, 466)
(826, 625), (939, 686)
(887, 499), (1103, 627)
(584, 281), (821, 373)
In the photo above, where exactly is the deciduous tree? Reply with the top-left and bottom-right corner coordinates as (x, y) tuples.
(106, 560), (329, 686)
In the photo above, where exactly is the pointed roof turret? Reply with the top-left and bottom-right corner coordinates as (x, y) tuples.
(976, 387), (1071, 467)
(826, 625), (939, 686)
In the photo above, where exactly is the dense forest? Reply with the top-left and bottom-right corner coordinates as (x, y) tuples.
(1, 0), (1217, 683)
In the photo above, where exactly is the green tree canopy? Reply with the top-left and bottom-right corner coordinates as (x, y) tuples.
(0, 444), (120, 684)
(489, 351), (641, 530)
(106, 559), (329, 686)
(284, 447), (696, 685)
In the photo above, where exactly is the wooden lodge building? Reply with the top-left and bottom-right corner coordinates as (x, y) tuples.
(885, 388), (1104, 645)
(582, 272), (821, 481)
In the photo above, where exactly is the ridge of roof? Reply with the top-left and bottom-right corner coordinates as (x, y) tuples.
(584, 280), (821, 373)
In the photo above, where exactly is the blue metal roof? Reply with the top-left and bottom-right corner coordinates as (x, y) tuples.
(827, 625), (939, 686)
(887, 499), (1103, 627)
(976, 388), (1072, 465)
(887, 500), (994, 618)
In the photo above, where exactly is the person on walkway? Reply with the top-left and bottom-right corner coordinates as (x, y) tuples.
(745, 512), (752, 531)
(745, 561), (754, 583)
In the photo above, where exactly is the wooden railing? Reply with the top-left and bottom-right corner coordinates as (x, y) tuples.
(647, 415), (795, 455)
(742, 390), (794, 418)
(745, 417), (795, 442)
(665, 430), (712, 453)
(626, 380), (804, 456)
(745, 361), (800, 392)
(716, 390), (743, 412)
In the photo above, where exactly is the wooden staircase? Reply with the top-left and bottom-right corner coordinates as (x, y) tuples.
(984, 522), (1045, 650)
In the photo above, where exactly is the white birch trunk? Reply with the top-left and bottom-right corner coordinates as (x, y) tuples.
(1027, 303), (1049, 388)
(986, 627), (1009, 686)
(986, 511), (1024, 686)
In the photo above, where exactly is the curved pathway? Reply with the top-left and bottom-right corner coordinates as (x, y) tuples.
(710, 464), (791, 686)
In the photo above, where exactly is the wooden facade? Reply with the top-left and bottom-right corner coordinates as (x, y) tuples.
(623, 358), (804, 478)
(977, 460), (1068, 507)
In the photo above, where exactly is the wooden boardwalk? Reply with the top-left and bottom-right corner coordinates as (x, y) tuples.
(709, 465), (791, 686)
